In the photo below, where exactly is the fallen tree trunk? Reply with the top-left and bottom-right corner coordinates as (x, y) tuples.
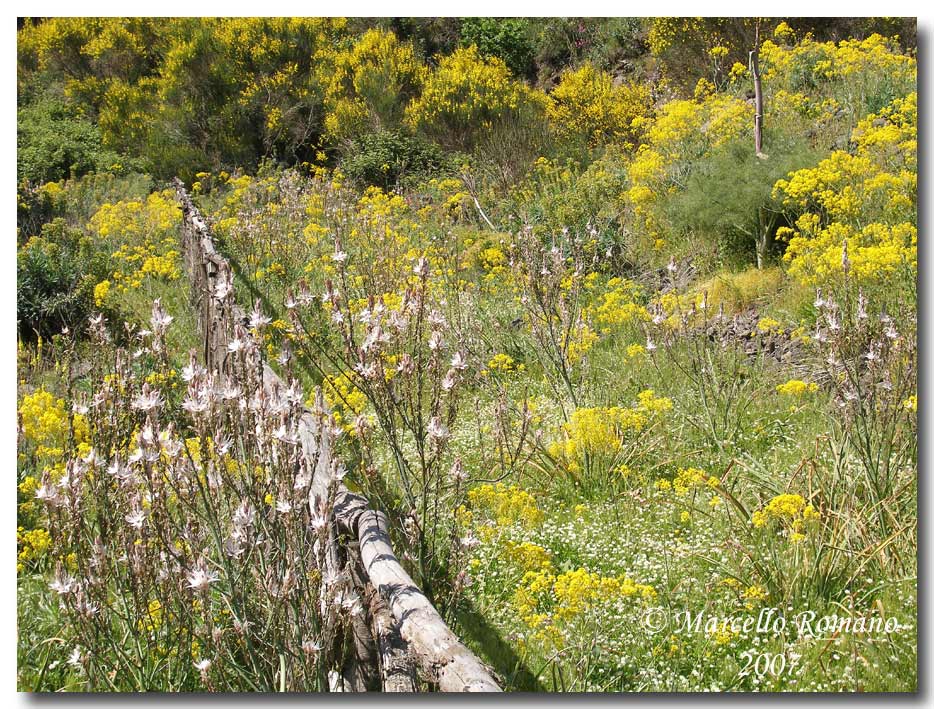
(174, 180), (502, 693)
(354, 509), (502, 692)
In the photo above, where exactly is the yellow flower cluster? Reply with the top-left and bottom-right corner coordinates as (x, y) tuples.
(547, 62), (651, 148)
(89, 191), (182, 295)
(774, 92), (916, 286)
(566, 321), (599, 365)
(17, 526), (51, 572)
(467, 483), (543, 529)
(323, 373), (367, 426)
(502, 540), (553, 573)
(514, 565), (656, 631)
(548, 391), (672, 475)
(656, 467), (720, 501)
(592, 277), (650, 332)
(18, 389), (86, 460)
(488, 353), (521, 374)
(752, 493), (820, 542)
(776, 379), (818, 396)
(757, 317), (782, 334)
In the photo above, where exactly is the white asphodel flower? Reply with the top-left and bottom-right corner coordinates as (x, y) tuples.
(249, 303), (272, 329)
(150, 299), (174, 333)
(50, 572), (77, 595)
(186, 560), (219, 592)
(125, 508), (146, 530)
(450, 351), (468, 371)
(426, 417), (450, 442)
(132, 386), (164, 412)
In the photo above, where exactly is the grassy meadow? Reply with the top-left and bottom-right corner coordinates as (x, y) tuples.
(16, 18), (917, 691)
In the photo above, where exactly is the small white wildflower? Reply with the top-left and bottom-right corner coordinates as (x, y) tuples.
(426, 417), (449, 442)
(132, 386), (164, 412)
(125, 508), (146, 530)
(186, 560), (219, 592)
(450, 351), (468, 371)
(50, 572), (77, 595)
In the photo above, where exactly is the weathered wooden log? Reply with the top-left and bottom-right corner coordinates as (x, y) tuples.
(354, 509), (501, 692)
(174, 180), (501, 693)
(347, 542), (418, 692)
(364, 580), (418, 692)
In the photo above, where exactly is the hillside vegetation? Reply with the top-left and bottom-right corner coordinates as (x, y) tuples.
(17, 18), (916, 692)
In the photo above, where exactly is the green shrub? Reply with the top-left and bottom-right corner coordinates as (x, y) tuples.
(460, 18), (535, 81)
(341, 130), (452, 191)
(17, 219), (103, 339)
(662, 133), (819, 269)
(17, 97), (126, 184)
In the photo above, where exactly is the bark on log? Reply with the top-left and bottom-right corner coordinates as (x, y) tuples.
(354, 509), (502, 692)
(174, 180), (502, 693)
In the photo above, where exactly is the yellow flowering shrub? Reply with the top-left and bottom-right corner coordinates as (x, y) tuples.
(776, 379), (818, 396)
(405, 45), (548, 151)
(322, 29), (425, 143)
(547, 63), (651, 149)
(467, 483), (544, 529)
(759, 33), (915, 121)
(774, 92), (916, 286)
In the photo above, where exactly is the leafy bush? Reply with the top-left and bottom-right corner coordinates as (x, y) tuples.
(663, 133), (818, 269)
(547, 62), (651, 151)
(460, 18), (535, 81)
(17, 97), (125, 184)
(17, 220), (100, 339)
(501, 153), (629, 253)
(341, 130), (452, 191)
(531, 18), (647, 83)
(405, 45), (548, 154)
